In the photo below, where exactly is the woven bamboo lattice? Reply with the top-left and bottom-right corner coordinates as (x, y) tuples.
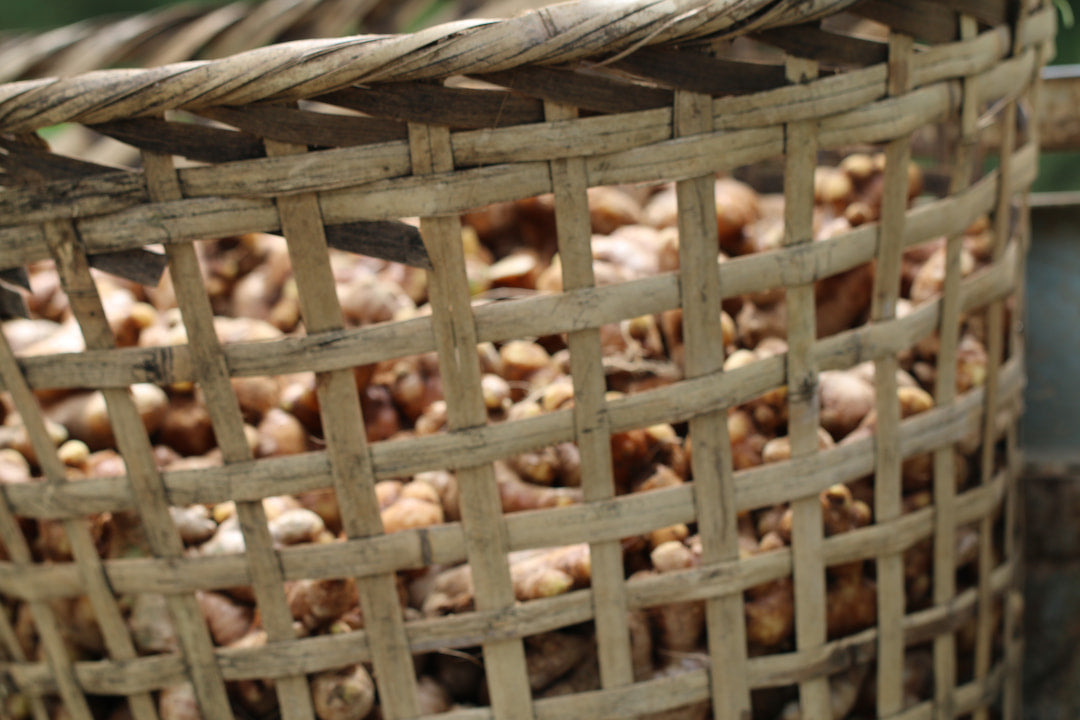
(0, 0), (1054, 719)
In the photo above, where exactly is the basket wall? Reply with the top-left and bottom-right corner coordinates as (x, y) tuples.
(0, 1), (1054, 719)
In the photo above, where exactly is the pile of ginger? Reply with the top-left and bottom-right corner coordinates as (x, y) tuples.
(0, 152), (1002, 720)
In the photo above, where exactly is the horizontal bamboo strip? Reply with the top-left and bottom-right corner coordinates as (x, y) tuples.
(0, 256), (1022, 523)
(0, 2), (1054, 135)
(0, 10), (1048, 225)
(0, 366), (1020, 603)
(0, 255), (1022, 526)
(0, 41), (1047, 268)
(1, 554), (1013, 699)
(0, 142), (1035, 397)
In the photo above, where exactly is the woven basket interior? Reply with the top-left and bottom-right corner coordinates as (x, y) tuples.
(0, 1), (1054, 719)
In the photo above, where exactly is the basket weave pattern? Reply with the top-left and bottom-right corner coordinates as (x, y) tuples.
(0, 1), (1054, 719)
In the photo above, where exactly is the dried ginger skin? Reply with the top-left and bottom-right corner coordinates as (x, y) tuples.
(648, 541), (706, 653)
(311, 665), (376, 720)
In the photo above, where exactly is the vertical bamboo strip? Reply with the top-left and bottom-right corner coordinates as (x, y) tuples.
(407, 121), (534, 720)
(932, 14), (980, 720)
(672, 88), (751, 720)
(1003, 5), (1044, 715)
(781, 57), (831, 720)
(971, 94), (1016, 720)
(0, 331), (160, 720)
(0, 489), (94, 720)
(988, 4), (1035, 708)
(142, 148), (316, 720)
(264, 136), (422, 720)
(0, 607), (50, 720)
(545, 99), (635, 691)
(41, 217), (235, 719)
(872, 32), (914, 719)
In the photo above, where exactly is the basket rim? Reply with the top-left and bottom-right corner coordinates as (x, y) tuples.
(0, 0), (866, 133)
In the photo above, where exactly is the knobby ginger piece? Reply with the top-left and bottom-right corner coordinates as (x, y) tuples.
(311, 665), (375, 720)
(525, 632), (592, 691)
(159, 683), (202, 720)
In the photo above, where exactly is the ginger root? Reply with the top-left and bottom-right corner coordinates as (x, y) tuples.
(311, 665), (375, 720)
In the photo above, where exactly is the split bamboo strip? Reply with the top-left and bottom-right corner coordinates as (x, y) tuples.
(546, 99), (635, 691)
(871, 31), (915, 718)
(780, 55), (831, 720)
(143, 147), (316, 720)
(265, 133), (422, 719)
(41, 218), (235, 716)
(931, 15), (980, 720)
(409, 120), (532, 719)
(672, 88), (750, 719)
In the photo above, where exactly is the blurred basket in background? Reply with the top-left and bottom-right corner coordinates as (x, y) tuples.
(0, 0), (1053, 719)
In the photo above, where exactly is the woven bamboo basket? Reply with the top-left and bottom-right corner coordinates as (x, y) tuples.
(0, 1), (1054, 719)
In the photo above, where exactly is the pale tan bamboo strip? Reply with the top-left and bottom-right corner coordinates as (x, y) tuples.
(3, 422), (1016, 614)
(4, 556), (1016, 705)
(0, 34), (1034, 230)
(0, 14), (1049, 222)
(816, 82), (954, 147)
(0, 170), (147, 228)
(34, 7), (198, 80)
(0, 0), (390, 84)
(932, 16), (980, 719)
(3, 546), (1014, 699)
(781, 105), (831, 720)
(711, 64), (886, 131)
(135, 3), (249, 68)
(0, 0), (1055, 135)
(1002, 425), (1024, 720)
(142, 148), (316, 720)
(820, 53), (1032, 148)
(0, 500), (95, 718)
(0, 0), (855, 133)
(587, 126), (786, 186)
(407, 120), (532, 719)
(0, 226), (1020, 417)
(748, 567), (1015, 689)
(545, 99), (633, 690)
(973, 47), (1039, 109)
(0, 143), (1035, 400)
(0, 351), (1021, 557)
(420, 654), (1008, 720)
(671, 88), (750, 720)
(1004, 16), (1045, 715)
(0, 607), (51, 720)
(0, 49), (1041, 254)
(0, 397), (1019, 606)
(264, 134), (421, 720)
(870, 31), (914, 718)
(0, 21), (102, 83)
(0, 129), (1038, 285)
(909, 20), (1013, 88)
(888, 664), (1006, 720)
(973, 80), (1019, 720)
(455, 104), (673, 165)
(0, 323), (1024, 532)
(40, 218), (235, 718)
(199, 0), (354, 60)
(0, 331), (160, 720)
(180, 139), (413, 197)
(530, 668), (708, 720)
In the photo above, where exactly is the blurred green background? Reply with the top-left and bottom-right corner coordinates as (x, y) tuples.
(0, 0), (195, 30)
